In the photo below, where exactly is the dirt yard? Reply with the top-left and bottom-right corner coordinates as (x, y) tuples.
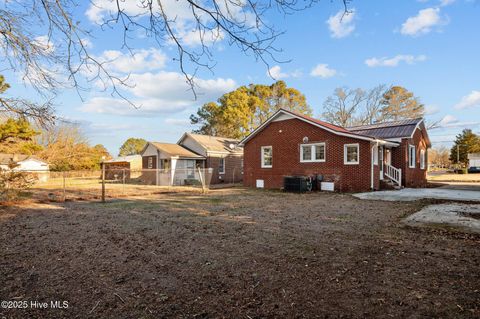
(1, 189), (479, 318)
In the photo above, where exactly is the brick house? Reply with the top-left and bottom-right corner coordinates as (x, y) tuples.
(240, 109), (431, 192)
(178, 133), (243, 184)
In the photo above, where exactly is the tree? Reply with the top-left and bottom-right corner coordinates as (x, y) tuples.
(380, 86), (425, 121)
(37, 122), (111, 170)
(1, 0), (350, 121)
(428, 146), (450, 168)
(190, 81), (312, 139)
(0, 75), (54, 125)
(0, 118), (42, 154)
(449, 129), (480, 166)
(321, 87), (367, 127)
(321, 85), (387, 127)
(119, 138), (147, 156)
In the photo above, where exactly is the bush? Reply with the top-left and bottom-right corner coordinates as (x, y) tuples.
(0, 169), (36, 200)
(454, 168), (468, 174)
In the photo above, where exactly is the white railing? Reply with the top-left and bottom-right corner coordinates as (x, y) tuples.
(385, 164), (402, 187)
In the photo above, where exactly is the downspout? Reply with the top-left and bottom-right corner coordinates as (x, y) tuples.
(371, 140), (378, 190)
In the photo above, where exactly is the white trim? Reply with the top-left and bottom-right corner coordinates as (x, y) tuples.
(420, 149), (426, 170)
(409, 144), (416, 168)
(300, 142), (326, 163)
(218, 157), (225, 174)
(261, 146), (273, 168)
(344, 143), (360, 165)
(239, 109), (379, 146)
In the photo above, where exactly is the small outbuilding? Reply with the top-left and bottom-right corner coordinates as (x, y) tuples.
(103, 154), (143, 180)
(0, 153), (50, 182)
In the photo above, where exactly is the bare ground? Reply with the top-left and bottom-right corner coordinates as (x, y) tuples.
(0, 188), (479, 318)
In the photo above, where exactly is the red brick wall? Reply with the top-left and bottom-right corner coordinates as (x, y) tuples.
(389, 128), (428, 187)
(243, 118), (374, 192)
(207, 155), (243, 184)
(401, 129), (428, 187)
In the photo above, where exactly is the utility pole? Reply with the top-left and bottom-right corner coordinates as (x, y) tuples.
(101, 157), (106, 203)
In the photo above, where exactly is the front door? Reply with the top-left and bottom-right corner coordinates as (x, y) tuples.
(385, 149), (392, 166)
(379, 146), (384, 180)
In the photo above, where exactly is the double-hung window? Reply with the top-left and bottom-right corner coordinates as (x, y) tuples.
(420, 149), (426, 170)
(409, 145), (416, 168)
(261, 146), (273, 168)
(344, 144), (359, 165)
(300, 143), (326, 162)
(219, 158), (225, 174)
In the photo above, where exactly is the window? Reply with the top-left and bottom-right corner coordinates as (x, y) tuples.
(147, 157), (153, 169)
(187, 160), (195, 178)
(344, 144), (359, 165)
(300, 143), (326, 162)
(420, 149), (426, 170)
(409, 145), (416, 168)
(261, 146), (272, 168)
(219, 158), (225, 174)
(373, 144), (378, 165)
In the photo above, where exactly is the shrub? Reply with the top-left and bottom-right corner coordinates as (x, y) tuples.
(0, 169), (36, 200)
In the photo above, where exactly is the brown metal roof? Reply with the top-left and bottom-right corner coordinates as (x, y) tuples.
(150, 143), (204, 158)
(184, 133), (242, 153)
(347, 118), (423, 139)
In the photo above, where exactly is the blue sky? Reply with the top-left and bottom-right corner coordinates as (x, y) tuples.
(2, 0), (480, 155)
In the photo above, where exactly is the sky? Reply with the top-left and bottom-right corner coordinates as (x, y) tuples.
(2, 0), (480, 156)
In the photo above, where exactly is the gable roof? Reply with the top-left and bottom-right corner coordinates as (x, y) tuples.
(178, 133), (242, 154)
(0, 153), (46, 165)
(347, 118), (423, 139)
(104, 154), (142, 163)
(239, 108), (396, 146)
(147, 142), (204, 158)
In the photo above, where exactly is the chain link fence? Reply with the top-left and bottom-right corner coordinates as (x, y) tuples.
(2, 167), (242, 202)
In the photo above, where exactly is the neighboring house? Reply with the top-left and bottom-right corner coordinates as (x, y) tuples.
(103, 155), (142, 180)
(140, 142), (205, 186)
(178, 133), (243, 184)
(468, 153), (480, 167)
(240, 109), (430, 192)
(0, 153), (49, 182)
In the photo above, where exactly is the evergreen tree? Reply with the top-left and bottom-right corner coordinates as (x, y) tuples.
(449, 129), (480, 165)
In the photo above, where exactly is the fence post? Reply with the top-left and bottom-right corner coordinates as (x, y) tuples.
(197, 167), (206, 194)
(122, 169), (126, 195)
(63, 171), (66, 202)
(232, 167), (235, 185)
(101, 162), (106, 203)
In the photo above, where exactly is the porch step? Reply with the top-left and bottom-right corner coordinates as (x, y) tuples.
(380, 179), (402, 190)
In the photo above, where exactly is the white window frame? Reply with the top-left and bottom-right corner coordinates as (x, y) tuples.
(218, 157), (225, 174)
(373, 144), (378, 165)
(147, 157), (153, 169)
(344, 143), (360, 165)
(300, 142), (326, 163)
(409, 145), (416, 168)
(420, 149), (426, 170)
(261, 146), (273, 168)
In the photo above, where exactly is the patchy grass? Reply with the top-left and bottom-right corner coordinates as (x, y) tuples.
(0, 188), (479, 318)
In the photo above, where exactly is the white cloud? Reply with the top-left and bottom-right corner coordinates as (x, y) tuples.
(454, 90), (480, 109)
(33, 35), (55, 53)
(86, 0), (254, 48)
(365, 54), (427, 67)
(80, 38), (93, 49)
(310, 64), (337, 78)
(165, 118), (192, 126)
(267, 65), (302, 79)
(81, 71), (236, 116)
(440, 0), (456, 6)
(437, 115), (480, 128)
(326, 10), (356, 39)
(96, 48), (167, 74)
(425, 104), (440, 115)
(400, 8), (447, 36)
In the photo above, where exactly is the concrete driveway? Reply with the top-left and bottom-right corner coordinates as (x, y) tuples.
(354, 184), (480, 202)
